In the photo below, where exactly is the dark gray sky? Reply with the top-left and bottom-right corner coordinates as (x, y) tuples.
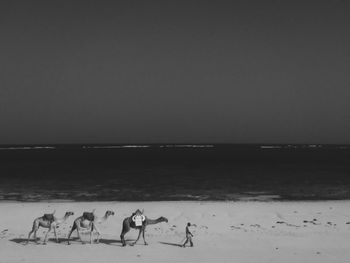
(1, 0), (350, 144)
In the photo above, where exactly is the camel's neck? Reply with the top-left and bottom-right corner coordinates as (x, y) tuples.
(147, 217), (164, 225)
(95, 214), (108, 222)
(56, 215), (69, 224)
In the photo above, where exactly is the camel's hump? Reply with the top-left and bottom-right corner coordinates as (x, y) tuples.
(82, 212), (95, 221)
(43, 214), (55, 222)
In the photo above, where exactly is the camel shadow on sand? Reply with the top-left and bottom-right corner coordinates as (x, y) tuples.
(10, 238), (135, 246)
(98, 238), (145, 246)
(97, 238), (123, 246)
(10, 237), (80, 245)
(60, 238), (132, 246)
(10, 237), (166, 247)
(158, 241), (182, 247)
(9, 238), (28, 244)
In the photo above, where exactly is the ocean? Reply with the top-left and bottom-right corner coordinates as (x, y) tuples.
(0, 144), (349, 202)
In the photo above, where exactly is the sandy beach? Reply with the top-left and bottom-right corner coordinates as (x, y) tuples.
(0, 201), (350, 263)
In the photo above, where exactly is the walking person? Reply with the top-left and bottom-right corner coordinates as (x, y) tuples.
(182, 222), (194, 247)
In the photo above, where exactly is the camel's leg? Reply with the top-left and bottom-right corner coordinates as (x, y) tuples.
(142, 228), (148, 245)
(93, 224), (101, 243)
(76, 226), (85, 244)
(90, 225), (94, 244)
(33, 229), (39, 244)
(131, 229), (142, 246)
(89, 230), (93, 244)
(27, 227), (35, 244)
(27, 230), (33, 244)
(68, 222), (84, 244)
(33, 224), (40, 244)
(120, 224), (130, 247)
(53, 226), (59, 243)
(67, 224), (76, 245)
(27, 229), (35, 244)
(43, 226), (52, 245)
(27, 221), (39, 244)
(120, 231), (127, 246)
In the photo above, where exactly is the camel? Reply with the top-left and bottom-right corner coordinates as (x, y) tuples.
(26, 211), (74, 245)
(120, 210), (168, 246)
(67, 210), (115, 244)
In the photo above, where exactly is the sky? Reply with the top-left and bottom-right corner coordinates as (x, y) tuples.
(0, 0), (350, 144)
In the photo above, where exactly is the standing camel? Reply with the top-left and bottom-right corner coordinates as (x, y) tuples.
(26, 211), (74, 245)
(120, 210), (168, 246)
(67, 210), (114, 244)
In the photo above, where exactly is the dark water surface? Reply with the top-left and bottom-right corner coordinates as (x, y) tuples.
(0, 144), (349, 201)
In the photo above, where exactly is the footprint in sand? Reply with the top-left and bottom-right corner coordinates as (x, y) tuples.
(250, 224), (261, 228)
(276, 212), (284, 220)
(303, 220), (320, 225)
(0, 229), (11, 238)
(0, 229), (9, 237)
(276, 221), (300, 227)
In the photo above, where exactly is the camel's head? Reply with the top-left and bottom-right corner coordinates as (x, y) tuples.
(65, 211), (74, 217)
(105, 210), (115, 217)
(159, 216), (168, 223)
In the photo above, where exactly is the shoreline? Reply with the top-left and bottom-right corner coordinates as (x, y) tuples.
(0, 199), (350, 206)
(1, 199), (350, 203)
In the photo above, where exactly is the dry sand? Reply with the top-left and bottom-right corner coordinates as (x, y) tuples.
(0, 201), (350, 263)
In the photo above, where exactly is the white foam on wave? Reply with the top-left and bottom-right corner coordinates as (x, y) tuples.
(83, 144), (214, 149)
(260, 145), (282, 149)
(82, 145), (151, 149)
(261, 144), (329, 149)
(160, 144), (214, 148)
(0, 146), (56, 150)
